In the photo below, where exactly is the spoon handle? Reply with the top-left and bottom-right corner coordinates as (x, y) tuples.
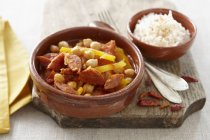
(146, 68), (182, 104)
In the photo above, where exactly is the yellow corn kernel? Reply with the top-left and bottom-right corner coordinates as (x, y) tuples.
(60, 47), (72, 54)
(83, 84), (94, 93)
(76, 87), (84, 95)
(67, 81), (77, 89)
(54, 73), (65, 83)
(95, 60), (126, 73)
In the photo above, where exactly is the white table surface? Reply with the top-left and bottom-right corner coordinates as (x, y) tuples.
(0, 0), (210, 139)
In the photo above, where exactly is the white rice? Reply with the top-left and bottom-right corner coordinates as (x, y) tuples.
(133, 11), (191, 47)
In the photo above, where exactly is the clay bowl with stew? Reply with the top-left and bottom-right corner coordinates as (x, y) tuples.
(127, 8), (197, 61)
(30, 27), (144, 118)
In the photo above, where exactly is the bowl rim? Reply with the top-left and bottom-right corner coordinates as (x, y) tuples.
(30, 26), (144, 101)
(127, 8), (197, 49)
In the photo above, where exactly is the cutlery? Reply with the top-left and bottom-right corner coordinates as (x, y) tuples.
(146, 69), (182, 103)
(89, 9), (187, 103)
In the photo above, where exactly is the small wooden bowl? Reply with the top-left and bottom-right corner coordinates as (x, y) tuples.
(29, 27), (144, 118)
(127, 8), (197, 61)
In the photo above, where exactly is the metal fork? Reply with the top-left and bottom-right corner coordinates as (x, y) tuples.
(98, 10), (121, 33)
(97, 10), (187, 103)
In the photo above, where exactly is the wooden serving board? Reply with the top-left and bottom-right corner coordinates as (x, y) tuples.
(32, 0), (206, 128)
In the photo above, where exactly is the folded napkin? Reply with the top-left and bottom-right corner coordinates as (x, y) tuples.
(0, 17), (32, 134)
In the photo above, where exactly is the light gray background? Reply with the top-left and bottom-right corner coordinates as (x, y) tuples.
(0, 0), (209, 139)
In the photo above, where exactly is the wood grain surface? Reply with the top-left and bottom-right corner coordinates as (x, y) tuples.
(32, 0), (206, 128)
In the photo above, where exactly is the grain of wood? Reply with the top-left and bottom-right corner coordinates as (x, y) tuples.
(33, 0), (206, 128)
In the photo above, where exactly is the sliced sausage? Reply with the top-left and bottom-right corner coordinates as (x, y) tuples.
(79, 68), (105, 85)
(60, 68), (73, 75)
(102, 71), (112, 81)
(37, 56), (51, 67)
(104, 74), (124, 90)
(44, 53), (58, 60)
(46, 70), (55, 84)
(64, 54), (82, 72)
(63, 74), (79, 82)
(54, 81), (76, 94)
(47, 53), (64, 71)
(101, 40), (116, 55)
(92, 87), (106, 96)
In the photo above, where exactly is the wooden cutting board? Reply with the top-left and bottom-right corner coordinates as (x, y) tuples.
(32, 0), (206, 128)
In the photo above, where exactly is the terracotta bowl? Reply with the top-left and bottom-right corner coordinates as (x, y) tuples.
(29, 27), (144, 118)
(127, 8), (197, 61)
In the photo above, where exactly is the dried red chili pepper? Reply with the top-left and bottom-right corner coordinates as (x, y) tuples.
(170, 104), (184, 112)
(138, 99), (159, 107)
(181, 76), (198, 83)
(145, 77), (152, 87)
(139, 92), (149, 99)
(148, 91), (163, 100)
(160, 100), (170, 109)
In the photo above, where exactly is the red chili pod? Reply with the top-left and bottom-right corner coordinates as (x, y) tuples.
(145, 77), (152, 87)
(148, 91), (163, 100)
(138, 99), (159, 107)
(160, 100), (170, 109)
(181, 76), (198, 83)
(139, 92), (149, 99)
(170, 104), (184, 112)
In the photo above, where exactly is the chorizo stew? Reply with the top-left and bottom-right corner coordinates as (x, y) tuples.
(37, 39), (136, 96)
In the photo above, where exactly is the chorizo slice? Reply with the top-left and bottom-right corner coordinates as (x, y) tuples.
(54, 81), (76, 94)
(104, 74), (124, 90)
(60, 68), (73, 75)
(92, 87), (106, 96)
(46, 70), (55, 84)
(101, 40), (116, 55)
(64, 54), (82, 72)
(79, 68), (105, 85)
(47, 53), (64, 71)
(44, 53), (58, 60)
(37, 56), (51, 67)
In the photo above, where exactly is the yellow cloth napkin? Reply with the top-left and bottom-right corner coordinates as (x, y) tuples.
(0, 17), (32, 134)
